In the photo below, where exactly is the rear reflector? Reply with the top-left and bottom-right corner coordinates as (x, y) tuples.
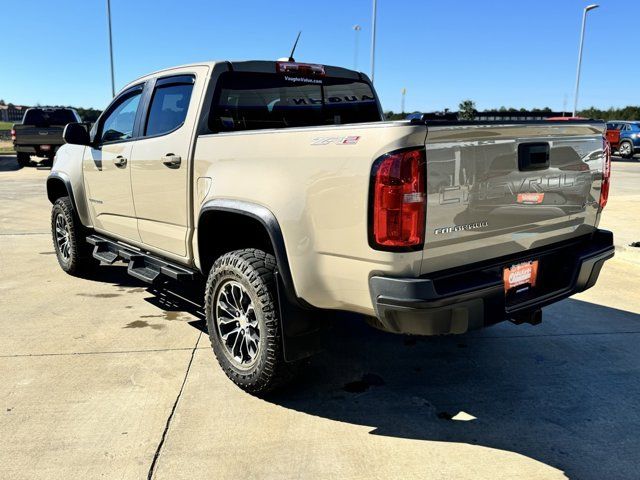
(600, 136), (611, 209)
(369, 148), (426, 250)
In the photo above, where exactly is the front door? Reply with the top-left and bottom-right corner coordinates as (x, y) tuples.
(83, 85), (144, 243)
(129, 73), (199, 257)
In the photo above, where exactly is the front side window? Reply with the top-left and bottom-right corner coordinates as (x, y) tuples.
(145, 76), (194, 136)
(100, 90), (142, 143)
(209, 71), (380, 133)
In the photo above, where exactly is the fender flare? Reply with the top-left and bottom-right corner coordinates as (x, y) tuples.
(46, 172), (93, 228)
(198, 199), (310, 309)
(46, 172), (76, 208)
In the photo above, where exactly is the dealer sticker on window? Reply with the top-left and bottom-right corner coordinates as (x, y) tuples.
(503, 260), (538, 293)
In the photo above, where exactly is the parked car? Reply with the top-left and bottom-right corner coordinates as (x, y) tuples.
(605, 121), (622, 153)
(11, 107), (81, 167)
(47, 60), (614, 393)
(609, 121), (640, 159)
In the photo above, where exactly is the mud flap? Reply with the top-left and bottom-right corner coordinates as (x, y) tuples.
(275, 271), (328, 362)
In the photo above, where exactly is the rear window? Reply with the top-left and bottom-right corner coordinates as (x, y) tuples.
(23, 109), (77, 127)
(209, 71), (381, 133)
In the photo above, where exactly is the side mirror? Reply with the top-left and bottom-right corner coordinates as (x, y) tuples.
(63, 122), (91, 146)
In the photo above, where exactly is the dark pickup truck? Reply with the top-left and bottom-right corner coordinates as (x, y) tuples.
(12, 108), (81, 166)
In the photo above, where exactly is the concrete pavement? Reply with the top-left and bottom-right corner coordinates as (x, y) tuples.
(1, 155), (639, 479)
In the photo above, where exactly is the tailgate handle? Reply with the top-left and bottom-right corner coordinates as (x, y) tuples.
(518, 142), (550, 171)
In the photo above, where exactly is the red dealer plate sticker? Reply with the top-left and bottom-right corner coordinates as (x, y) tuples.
(517, 192), (544, 204)
(503, 260), (538, 292)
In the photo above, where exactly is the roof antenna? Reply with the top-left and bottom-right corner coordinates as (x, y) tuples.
(288, 31), (301, 62)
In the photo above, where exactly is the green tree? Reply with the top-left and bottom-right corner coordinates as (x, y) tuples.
(458, 99), (476, 120)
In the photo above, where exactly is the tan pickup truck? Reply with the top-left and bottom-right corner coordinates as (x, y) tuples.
(47, 60), (614, 393)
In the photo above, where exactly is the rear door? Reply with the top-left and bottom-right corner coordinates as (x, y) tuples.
(421, 123), (605, 273)
(129, 68), (206, 258)
(83, 85), (144, 242)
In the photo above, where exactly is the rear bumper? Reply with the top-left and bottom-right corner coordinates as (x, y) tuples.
(369, 229), (615, 335)
(14, 144), (61, 155)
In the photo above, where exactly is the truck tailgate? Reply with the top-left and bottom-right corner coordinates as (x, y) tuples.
(14, 125), (65, 145)
(421, 122), (605, 275)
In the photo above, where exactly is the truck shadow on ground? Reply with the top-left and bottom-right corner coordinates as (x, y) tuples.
(86, 264), (639, 479)
(0, 155), (51, 171)
(0, 155), (22, 172)
(86, 264), (207, 331)
(267, 300), (640, 480)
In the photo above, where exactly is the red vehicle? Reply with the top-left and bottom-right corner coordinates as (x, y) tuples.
(605, 122), (622, 153)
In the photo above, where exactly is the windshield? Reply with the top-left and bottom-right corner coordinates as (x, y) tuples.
(23, 109), (77, 127)
(209, 71), (381, 132)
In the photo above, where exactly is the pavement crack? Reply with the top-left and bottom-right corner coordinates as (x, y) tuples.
(0, 346), (208, 358)
(147, 331), (202, 480)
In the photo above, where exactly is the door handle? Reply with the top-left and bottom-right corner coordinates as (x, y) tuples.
(162, 154), (181, 168)
(113, 155), (127, 168)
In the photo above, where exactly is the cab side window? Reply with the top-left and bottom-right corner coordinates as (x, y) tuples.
(100, 89), (142, 144)
(144, 75), (194, 137)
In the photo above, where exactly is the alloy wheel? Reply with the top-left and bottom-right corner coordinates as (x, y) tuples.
(55, 213), (71, 261)
(215, 280), (261, 369)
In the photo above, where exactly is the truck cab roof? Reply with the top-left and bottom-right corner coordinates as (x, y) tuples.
(121, 60), (367, 93)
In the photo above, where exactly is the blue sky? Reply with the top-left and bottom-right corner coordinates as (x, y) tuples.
(1, 0), (636, 113)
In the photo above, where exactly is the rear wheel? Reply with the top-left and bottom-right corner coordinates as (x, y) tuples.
(51, 196), (98, 276)
(16, 152), (31, 167)
(205, 248), (295, 394)
(619, 141), (634, 159)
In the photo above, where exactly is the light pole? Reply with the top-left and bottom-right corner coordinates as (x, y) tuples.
(401, 88), (406, 114)
(107, 0), (115, 98)
(353, 25), (362, 70)
(572, 4), (599, 117)
(370, 0), (377, 83)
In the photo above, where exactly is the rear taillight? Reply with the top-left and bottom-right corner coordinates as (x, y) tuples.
(369, 148), (426, 250)
(10, 129), (16, 141)
(600, 136), (611, 209)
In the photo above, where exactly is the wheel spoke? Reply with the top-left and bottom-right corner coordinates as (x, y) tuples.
(217, 301), (237, 319)
(231, 330), (241, 357)
(221, 328), (240, 342)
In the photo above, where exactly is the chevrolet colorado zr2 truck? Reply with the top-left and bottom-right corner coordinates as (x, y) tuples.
(47, 60), (614, 393)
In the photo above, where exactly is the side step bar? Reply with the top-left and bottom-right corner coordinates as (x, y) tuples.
(86, 235), (197, 284)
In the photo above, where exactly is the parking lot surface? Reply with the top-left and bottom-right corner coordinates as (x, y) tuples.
(1, 155), (639, 480)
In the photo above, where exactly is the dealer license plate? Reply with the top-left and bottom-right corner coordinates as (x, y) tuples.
(503, 260), (538, 293)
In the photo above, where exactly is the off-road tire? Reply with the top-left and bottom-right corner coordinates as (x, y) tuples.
(619, 141), (634, 159)
(16, 152), (31, 168)
(205, 249), (296, 394)
(51, 196), (97, 276)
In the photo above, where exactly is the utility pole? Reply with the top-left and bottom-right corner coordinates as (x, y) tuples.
(401, 88), (406, 114)
(106, 0), (115, 98)
(370, 0), (377, 83)
(573, 4), (599, 116)
(353, 25), (362, 70)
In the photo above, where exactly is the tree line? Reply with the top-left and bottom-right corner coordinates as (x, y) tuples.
(385, 100), (640, 121)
